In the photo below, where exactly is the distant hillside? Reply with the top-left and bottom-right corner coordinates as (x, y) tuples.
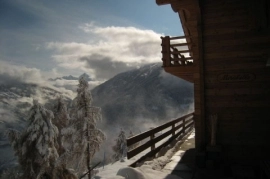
(91, 63), (194, 128)
(0, 63), (194, 171)
(48, 73), (92, 81)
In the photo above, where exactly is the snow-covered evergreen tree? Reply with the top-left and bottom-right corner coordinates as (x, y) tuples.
(112, 129), (127, 162)
(7, 100), (59, 178)
(0, 166), (21, 179)
(50, 96), (80, 179)
(67, 76), (106, 179)
(53, 95), (69, 156)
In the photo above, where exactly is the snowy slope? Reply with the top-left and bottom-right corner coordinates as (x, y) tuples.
(90, 63), (194, 166)
(0, 63), (194, 174)
(92, 63), (194, 127)
(94, 131), (195, 179)
(0, 83), (70, 172)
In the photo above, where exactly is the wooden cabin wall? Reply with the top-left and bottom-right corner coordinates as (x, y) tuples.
(201, 0), (270, 162)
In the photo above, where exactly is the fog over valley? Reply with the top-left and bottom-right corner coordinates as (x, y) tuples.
(0, 63), (194, 173)
(0, 1), (188, 177)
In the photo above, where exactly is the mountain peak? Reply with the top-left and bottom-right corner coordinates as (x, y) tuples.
(91, 63), (194, 126)
(79, 73), (92, 81)
(48, 74), (92, 81)
(62, 75), (78, 80)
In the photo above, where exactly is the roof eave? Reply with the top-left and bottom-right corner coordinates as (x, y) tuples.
(156, 0), (170, 6)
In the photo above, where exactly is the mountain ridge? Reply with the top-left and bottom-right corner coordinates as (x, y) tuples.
(48, 73), (92, 81)
(0, 63), (194, 172)
(91, 63), (194, 128)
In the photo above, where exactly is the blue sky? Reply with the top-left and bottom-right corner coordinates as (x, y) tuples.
(0, 0), (183, 87)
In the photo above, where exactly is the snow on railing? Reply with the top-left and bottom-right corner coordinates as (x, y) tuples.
(161, 36), (194, 67)
(126, 112), (194, 167)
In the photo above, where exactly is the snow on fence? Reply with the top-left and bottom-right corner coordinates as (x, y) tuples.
(126, 112), (194, 167)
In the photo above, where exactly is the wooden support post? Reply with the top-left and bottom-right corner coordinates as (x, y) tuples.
(183, 118), (186, 134)
(172, 123), (176, 136)
(150, 134), (155, 151)
(161, 36), (171, 67)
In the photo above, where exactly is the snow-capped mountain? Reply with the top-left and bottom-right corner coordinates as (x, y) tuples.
(48, 77), (62, 81)
(62, 75), (78, 80)
(48, 73), (92, 81)
(0, 63), (194, 172)
(79, 73), (92, 81)
(90, 63), (194, 166)
(91, 63), (194, 129)
(49, 75), (78, 81)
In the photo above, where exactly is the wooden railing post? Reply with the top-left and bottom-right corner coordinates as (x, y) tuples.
(150, 133), (155, 151)
(172, 123), (176, 136)
(161, 36), (171, 67)
(127, 113), (194, 161)
(183, 118), (186, 134)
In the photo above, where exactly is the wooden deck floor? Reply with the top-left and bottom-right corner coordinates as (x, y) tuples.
(162, 131), (260, 179)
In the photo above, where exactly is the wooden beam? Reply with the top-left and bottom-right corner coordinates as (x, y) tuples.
(170, 49), (191, 53)
(194, 0), (206, 152)
(170, 57), (193, 60)
(170, 35), (191, 40)
(206, 2), (249, 13)
(203, 31), (270, 42)
(127, 113), (193, 146)
(205, 43), (270, 54)
(156, 0), (170, 5)
(204, 50), (269, 60)
(164, 65), (195, 73)
(129, 128), (194, 167)
(127, 113), (194, 159)
(170, 0), (199, 12)
(171, 42), (192, 47)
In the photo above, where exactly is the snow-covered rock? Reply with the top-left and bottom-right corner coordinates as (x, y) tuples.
(117, 167), (146, 179)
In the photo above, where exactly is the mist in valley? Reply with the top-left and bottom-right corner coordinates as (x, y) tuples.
(0, 63), (194, 175)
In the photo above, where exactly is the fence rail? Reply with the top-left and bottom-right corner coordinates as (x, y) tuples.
(126, 113), (194, 167)
(161, 36), (194, 67)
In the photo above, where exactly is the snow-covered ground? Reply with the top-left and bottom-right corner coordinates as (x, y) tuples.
(94, 130), (195, 179)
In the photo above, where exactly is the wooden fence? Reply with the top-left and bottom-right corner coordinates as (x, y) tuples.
(161, 36), (194, 67)
(126, 113), (194, 167)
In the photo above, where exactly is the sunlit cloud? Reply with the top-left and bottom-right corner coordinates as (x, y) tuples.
(0, 61), (76, 99)
(0, 61), (44, 85)
(46, 23), (163, 80)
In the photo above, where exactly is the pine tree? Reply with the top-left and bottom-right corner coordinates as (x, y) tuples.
(51, 96), (79, 179)
(0, 166), (21, 179)
(53, 95), (69, 156)
(112, 129), (127, 162)
(7, 100), (59, 178)
(68, 76), (106, 179)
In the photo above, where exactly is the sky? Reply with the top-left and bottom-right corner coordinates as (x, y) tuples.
(0, 0), (184, 88)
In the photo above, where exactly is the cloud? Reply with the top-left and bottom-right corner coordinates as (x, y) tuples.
(46, 24), (163, 80)
(0, 108), (19, 123)
(50, 78), (103, 91)
(80, 54), (139, 79)
(0, 61), (44, 85)
(0, 61), (76, 99)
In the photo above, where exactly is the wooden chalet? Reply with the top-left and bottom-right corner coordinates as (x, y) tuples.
(156, 0), (270, 167)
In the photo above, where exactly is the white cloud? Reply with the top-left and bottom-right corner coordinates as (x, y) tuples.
(51, 79), (103, 91)
(0, 61), (44, 85)
(46, 24), (164, 80)
(0, 61), (77, 99)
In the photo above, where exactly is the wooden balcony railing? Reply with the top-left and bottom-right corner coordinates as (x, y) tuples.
(127, 112), (194, 167)
(161, 36), (194, 67)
